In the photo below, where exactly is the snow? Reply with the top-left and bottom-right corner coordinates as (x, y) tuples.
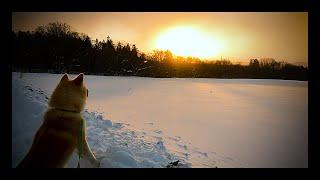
(12, 72), (308, 168)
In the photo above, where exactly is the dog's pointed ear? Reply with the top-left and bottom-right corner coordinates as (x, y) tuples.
(73, 73), (84, 85)
(61, 73), (69, 82)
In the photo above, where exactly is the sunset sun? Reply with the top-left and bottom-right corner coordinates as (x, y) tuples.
(154, 26), (223, 59)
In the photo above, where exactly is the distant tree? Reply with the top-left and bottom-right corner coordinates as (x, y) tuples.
(151, 50), (166, 62)
(249, 59), (259, 67)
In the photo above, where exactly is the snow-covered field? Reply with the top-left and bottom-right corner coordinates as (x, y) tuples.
(12, 72), (308, 168)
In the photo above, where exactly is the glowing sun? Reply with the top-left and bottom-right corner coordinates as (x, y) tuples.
(154, 26), (223, 59)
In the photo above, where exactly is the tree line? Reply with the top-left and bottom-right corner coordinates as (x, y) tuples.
(12, 22), (308, 81)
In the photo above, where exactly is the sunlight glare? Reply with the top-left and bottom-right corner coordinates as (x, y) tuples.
(154, 26), (223, 59)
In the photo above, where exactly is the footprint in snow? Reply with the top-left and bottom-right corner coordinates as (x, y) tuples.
(154, 130), (162, 134)
(113, 123), (124, 129)
(183, 145), (188, 150)
(167, 136), (180, 142)
(196, 151), (208, 157)
(145, 122), (154, 126)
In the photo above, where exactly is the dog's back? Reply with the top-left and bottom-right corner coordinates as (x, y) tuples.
(17, 109), (82, 168)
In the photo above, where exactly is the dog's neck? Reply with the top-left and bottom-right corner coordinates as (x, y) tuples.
(50, 107), (81, 114)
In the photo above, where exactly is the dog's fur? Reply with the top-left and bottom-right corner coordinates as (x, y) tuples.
(17, 73), (99, 168)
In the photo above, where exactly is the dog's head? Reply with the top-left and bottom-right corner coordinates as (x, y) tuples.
(49, 73), (88, 113)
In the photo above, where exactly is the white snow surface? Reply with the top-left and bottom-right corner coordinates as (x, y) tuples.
(12, 72), (308, 168)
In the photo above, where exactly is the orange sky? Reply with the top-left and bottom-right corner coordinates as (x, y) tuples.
(12, 12), (308, 64)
